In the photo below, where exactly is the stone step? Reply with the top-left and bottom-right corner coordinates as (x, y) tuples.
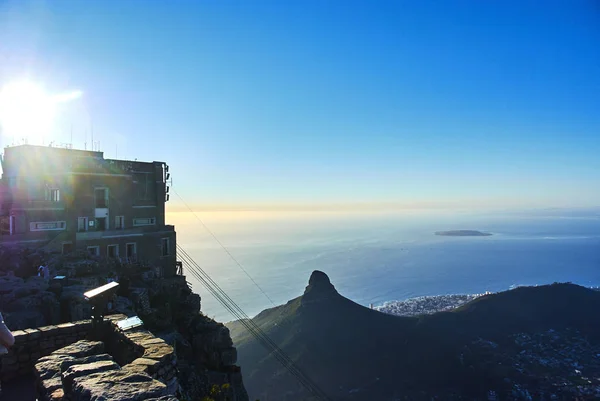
(61, 360), (121, 394)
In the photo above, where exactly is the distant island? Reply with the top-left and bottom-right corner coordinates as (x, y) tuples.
(435, 230), (492, 237)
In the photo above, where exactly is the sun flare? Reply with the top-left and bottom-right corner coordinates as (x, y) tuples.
(0, 80), (83, 143)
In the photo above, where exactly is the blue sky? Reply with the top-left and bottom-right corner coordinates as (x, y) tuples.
(0, 1), (599, 209)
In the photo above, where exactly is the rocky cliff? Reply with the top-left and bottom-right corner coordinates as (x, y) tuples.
(0, 248), (248, 401)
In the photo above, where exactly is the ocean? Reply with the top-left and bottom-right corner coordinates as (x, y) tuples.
(169, 210), (600, 322)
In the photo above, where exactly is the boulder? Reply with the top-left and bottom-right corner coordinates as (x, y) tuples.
(71, 370), (169, 401)
(41, 376), (63, 396)
(1, 276), (59, 329)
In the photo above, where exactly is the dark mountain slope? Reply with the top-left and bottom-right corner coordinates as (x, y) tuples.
(228, 272), (600, 400)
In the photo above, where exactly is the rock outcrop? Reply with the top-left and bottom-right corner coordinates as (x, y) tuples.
(0, 275), (60, 329)
(35, 340), (107, 400)
(33, 331), (177, 401)
(71, 369), (169, 401)
(301, 269), (339, 305)
(0, 248), (248, 400)
(172, 312), (248, 400)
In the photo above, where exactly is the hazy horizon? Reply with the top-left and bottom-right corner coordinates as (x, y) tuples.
(166, 203), (600, 213)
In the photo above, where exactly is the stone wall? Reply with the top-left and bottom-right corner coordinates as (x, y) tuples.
(104, 314), (178, 393)
(1, 314), (179, 400)
(0, 320), (93, 381)
(0, 315), (176, 382)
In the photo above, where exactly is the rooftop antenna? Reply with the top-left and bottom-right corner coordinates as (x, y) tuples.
(91, 120), (94, 151)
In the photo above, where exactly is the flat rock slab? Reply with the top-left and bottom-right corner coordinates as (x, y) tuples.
(62, 360), (121, 394)
(127, 357), (161, 374)
(36, 354), (76, 380)
(139, 337), (167, 347)
(51, 340), (104, 358)
(60, 353), (114, 373)
(142, 344), (174, 363)
(71, 370), (169, 401)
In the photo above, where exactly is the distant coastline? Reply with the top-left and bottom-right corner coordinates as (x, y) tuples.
(435, 230), (492, 237)
(375, 284), (600, 317)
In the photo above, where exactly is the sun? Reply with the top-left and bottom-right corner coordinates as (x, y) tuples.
(0, 80), (55, 142)
(0, 80), (83, 143)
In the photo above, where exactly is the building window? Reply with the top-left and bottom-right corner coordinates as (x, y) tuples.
(114, 216), (125, 229)
(126, 243), (137, 262)
(77, 217), (88, 232)
(87, 246), (100, 257)
(133, 217), (156, 226)
(29, 221), (66, 231)
(161, 238), (170, 257)
(95, 188), (108, 208)
(107, 244), (119, 258)
(46, 188), (60, 202)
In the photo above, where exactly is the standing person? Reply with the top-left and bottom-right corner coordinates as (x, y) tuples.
(0, 311), (15, 397)
(42, 263), (50, 283)
(0, 312), (14, 354)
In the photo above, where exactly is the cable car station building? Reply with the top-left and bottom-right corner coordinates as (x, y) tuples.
(0, 144), (177, 277)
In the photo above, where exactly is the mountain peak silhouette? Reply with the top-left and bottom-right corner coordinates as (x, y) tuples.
(302, 270), (339, 304)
